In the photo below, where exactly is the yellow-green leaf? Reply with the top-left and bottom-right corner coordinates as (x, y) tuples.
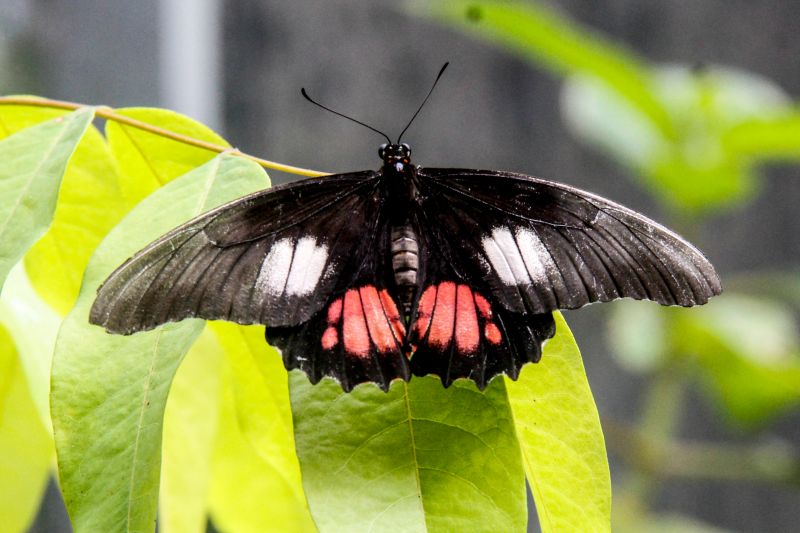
(0, 264), (61, 430)
(106, 107), (230, 205)
(0, 108), (94, 290)
(0, 322), (53, 533)
(51, 154), (268, 533)
(290, 375), (526, 532)
(207, 358), (317, 533)
(160, 328), (223, 533)
(24, 122), (123, 314)
(506, 313), (611, 532)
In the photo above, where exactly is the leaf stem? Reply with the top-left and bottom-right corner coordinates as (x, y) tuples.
(0, 95), (329, 178)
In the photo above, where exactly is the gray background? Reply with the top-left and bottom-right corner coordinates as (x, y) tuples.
(2, 0), (798, 531)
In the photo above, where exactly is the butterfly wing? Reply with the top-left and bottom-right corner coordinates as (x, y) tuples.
(90, 170), (411, 390)
(416, 168), (721, 314)
(405, 168), (721, 388)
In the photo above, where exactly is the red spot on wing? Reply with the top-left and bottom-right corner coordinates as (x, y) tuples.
(484, 323), (502, 345)
(321, 327), (338, 350)
(360, 286), (396, 353)
(379, 289), (406, 343)
(429, 281), (456, 348)
(474, 293), (492, 319)
(327, 297), (343, 323)
(343, 289), (370, 358)
(320, 297), (344, 350)
(413, 282), (504, 351)
(455, 285), (479, 353)
(414, 285), (437, 337)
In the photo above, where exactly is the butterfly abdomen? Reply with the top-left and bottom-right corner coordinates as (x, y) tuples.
(390, 225), (419, 316)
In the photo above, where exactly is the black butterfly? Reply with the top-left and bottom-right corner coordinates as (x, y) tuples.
(90, 67), (721, 392)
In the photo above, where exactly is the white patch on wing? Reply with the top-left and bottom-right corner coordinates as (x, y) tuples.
(254, 237), (294, 298)
(482, 227), (530, 286)
(285, 236), (329, 296)
(514, 227), (554, 285)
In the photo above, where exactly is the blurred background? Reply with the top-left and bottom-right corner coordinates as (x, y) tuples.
(2, 0), (799, 531)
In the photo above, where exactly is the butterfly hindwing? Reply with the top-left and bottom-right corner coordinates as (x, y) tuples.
(267, 284), (409, 391)
(407, 279), (555, 389)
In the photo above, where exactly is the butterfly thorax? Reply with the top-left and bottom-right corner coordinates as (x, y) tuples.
(379, 143), (421, 318)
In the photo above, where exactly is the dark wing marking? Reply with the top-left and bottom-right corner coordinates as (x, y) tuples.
(416, 168), (722, 315)
(90, 171), (382, 334)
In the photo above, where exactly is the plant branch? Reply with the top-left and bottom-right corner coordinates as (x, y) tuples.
(0, 95), (329, 177)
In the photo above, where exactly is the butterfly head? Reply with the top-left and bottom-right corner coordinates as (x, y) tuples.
(379, 143), (412, 172)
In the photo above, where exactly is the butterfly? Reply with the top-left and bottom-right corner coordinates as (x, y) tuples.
(89, 66), (722, 392)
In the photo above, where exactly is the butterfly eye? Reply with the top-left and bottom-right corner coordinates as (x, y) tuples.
(378, 143), (387, 159)
(400, 143), (411, 154)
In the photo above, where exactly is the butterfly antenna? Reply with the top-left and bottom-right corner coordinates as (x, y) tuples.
(301, 88), (391, 145)
(396, 62), (449, 144)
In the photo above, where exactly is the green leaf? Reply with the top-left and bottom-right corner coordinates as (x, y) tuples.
(414, 0), (674, 137)
(160, 328), (223, 533)
(0, 101), (68, 137)
(606, 301), (668, 373)
(207, 357), (317, 533)
(210, 322), (305, 489)
(562, 65), (789, 212)
(0, 322), (53, 533)
(0, 107), (94, 291)
(24, 121), (123, 314)
(506, 313), (611, 533)
(290, 374), (526, 532)
(51, 153), (269, 532)
(0, 264), (61, 430)
(723, 110), (800, 161)
(106, 107), (230, 205)
(671, 295), (800, 427)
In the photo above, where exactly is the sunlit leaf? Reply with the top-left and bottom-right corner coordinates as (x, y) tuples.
(0, 108), (94, 290)
(207, 358), (316, 533)
(0, 101), (68, 137)
(24, 122), (123, 314)
(160, 328), (223, 533)
(507, 313), (611, 533)
(0, 322), (53, 533)
(0, 264), (60, 429)
(291, 374), (526, 532)
(211, 322), (303, 482)
(51, 154), (268, 532)
(106, 107), (230, 205)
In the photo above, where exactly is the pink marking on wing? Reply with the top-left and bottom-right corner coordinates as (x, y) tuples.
(327, 297), (343, 324)
(379, 289), (406, 343)
(321, 326), (338, 350)
(455, 284), (479, 353)
(413, 285), (437, 337)
(343, 289), (370, 358)
(428, 281), (457, 349)
(484, 323), (502, 345)
(360, 286), (396, 353)
(474, 293), (492, 319)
